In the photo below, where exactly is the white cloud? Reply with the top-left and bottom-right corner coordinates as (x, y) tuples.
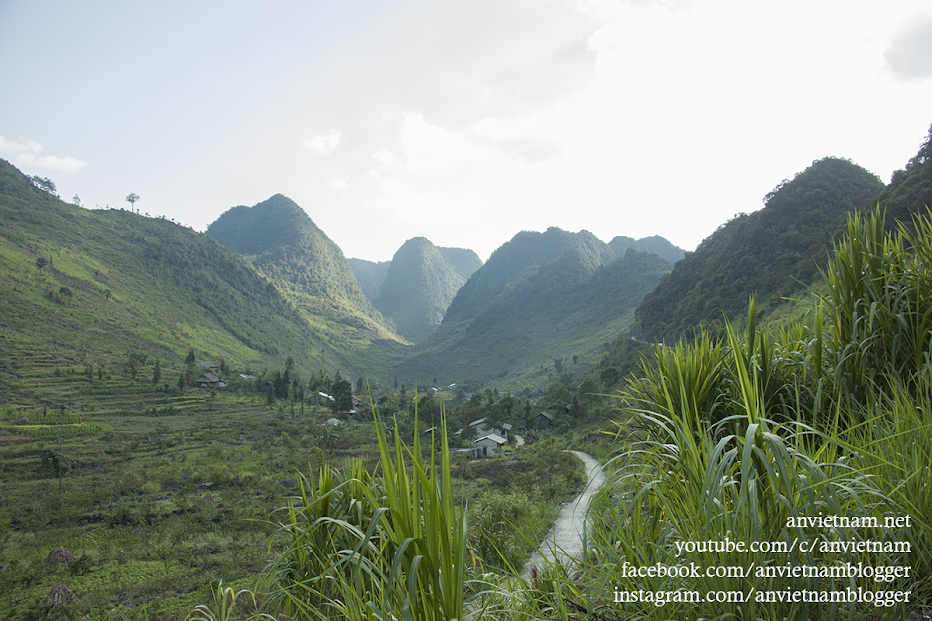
(327, 176), (352, 191)
(13, 153), (89, 173)
(0, 136), (42, 155)
(372, 148), (395, 165)
(884, 15), (932, 80)
(304, 130), (341, 155)
(0, 136), (88, 172)
(469, 119), (563, 163)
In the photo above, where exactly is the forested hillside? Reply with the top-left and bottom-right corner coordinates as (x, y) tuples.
(437, 246), (483, 281)
(873, 125), (932, 227)
(206, 195), (407, 353)
(348, 240), (482, 342)
(347, 257), (391, 301)
(635, 157), (885, 342)
(372, 237), (481, 342)
(0, 160), (362, 383)
(394, 228), (674, 387)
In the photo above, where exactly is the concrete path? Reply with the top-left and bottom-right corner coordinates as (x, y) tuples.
(521, 450), (606, 578)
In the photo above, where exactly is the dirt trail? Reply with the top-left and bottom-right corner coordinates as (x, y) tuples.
(521, 450), (606, 578)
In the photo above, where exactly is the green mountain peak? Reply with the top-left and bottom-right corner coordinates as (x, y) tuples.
(207, 195), (400, 343)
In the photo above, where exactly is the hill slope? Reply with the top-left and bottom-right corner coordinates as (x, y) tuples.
(347, 257), (391, 301)
(393, 228), (674, 388)
(873, 124), (932, 228)
(206, 195), (405, 350)
(371, 237), (482, 342)
(634, 157), (885, 342)
(0, 160), (388, 388)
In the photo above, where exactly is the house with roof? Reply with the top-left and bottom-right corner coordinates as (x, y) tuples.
(530, 411), (553, 428)
(475, 433), (508, 457)
(468, 417), (511, 440)
(196, 372), (221, 388)
(195, 361), (220, 375)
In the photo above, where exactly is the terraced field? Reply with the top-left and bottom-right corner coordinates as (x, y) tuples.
(0, 337), (370, 620)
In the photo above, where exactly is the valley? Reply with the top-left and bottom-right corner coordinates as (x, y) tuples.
(1, 122), (932, 619)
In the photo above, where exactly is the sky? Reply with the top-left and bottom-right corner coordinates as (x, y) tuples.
(2, 0), (931, 263)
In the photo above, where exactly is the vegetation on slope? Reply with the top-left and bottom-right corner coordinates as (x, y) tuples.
(395, 227), (673, 388)
(437, 246), (483, 281)
(0, 160), (331, 378)
(873, 123), (932, 228)
(346, 257), (391, 302)
(373, 237), (481, 342)
(635, 157), (884, 342)
(206, 194), (402, 346)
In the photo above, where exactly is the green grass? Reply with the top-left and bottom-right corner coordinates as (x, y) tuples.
(0, 354), (581, 620)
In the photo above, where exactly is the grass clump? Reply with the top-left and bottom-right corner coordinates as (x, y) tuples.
(262, 405), (467, 620)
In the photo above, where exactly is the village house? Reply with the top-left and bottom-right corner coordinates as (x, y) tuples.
(475, 433), (508, 457)
(530, 411), (553, 428)
(196, 373), (221, 388)
(467, 417), (510, 439)
(195, 361), (220, 375)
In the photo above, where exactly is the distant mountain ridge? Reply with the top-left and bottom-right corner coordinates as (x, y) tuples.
(607, 235), (685, 264)
(10, 124), (930, 396)
(872, 125), (932, 229)
(393, 227), (678, 387)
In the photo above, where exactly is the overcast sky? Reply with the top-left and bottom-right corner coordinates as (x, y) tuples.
(2, 1), (931, 262)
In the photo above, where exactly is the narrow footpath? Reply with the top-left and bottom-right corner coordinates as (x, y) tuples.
(521, 450), (606, 578)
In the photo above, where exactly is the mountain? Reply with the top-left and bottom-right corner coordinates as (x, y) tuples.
(437, 246), (483, 281)
(371, 237), (482, 342)
(347, 239), (482, 343)
(206, 195), (405, 350)
(347, 258), (391, 301)
(392, 227), (674, 388)
(634, 156), (885, 342)
(607, 235), (685, 264)
(872, 124), (932, 229)
(0, 160), (387, 385)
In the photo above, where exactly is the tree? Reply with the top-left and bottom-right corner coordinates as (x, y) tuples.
(126, 193), (140, 211)
(600, 366), (621, 387)
(152, 359), (162, 384)
(35, 257), (48, 270)
(30, 175), (57, 195)
(72, 194), (82, 207)
(331, 378), (353, 413)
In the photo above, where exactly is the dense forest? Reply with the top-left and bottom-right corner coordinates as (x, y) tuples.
(635, 157), (884, 341)
(206, 194), (400, 343)
(371, 237), (482, 342)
